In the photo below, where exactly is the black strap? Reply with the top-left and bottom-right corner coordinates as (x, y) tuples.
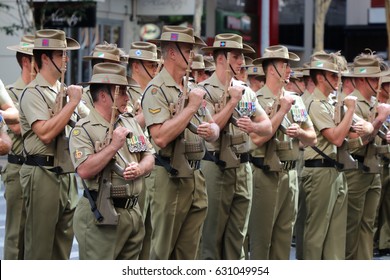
(310, 146), (343, 170)
(81, 181), (103, 222)
(154, 154), (178, 176)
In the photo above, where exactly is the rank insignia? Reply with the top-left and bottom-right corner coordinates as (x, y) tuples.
(72, 129), (80, 136)
(149, 108), (161, 114)
(74, 149), (83, 159)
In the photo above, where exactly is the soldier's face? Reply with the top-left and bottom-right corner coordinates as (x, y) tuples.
(324, 71), (338, 90)
(175, 43), (193, 70)
(228, 50), (244, 73)
(110, 85), (129, 113)
(379, 83), (390, 103)
(273, 59), (291, 82)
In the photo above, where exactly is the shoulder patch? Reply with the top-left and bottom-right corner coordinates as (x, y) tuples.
(72, 129), (81, 136)
(148, 108), (161, 114)
(151, 87), (158, 95)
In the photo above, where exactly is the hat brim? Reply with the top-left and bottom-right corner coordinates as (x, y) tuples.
(83, 56), (123, 63)
(33, 37), (80, 50)
(78, 76), (129, 86)
(201, 46), (255, 54)
(7, 45), (33, 55)
(342, 69), (390, 78)
(253, 52), (300, 64)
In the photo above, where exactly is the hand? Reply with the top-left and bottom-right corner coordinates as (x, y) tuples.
(279, 95), (295, 114)
(376, 103), (390, 122)
(123, 161), (143, 180)
(228, 86), (244, 103)
(237, 116), (255, 134)
(67, 85), (83, 105)
(352, 120), (373, 137)
(110, 126), (131, 151)
(285, 122), (301, 138)
(187, 87), (205, 113)
(197, 122), (219, 142)
(343, 95), (357, 110)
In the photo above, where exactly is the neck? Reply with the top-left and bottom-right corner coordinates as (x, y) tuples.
(95, 103), (118, 123)
(265, 76), (284, 96)
(164, 61), (185, 87)
(132, 73), (149, 91)
(21, 67), (32, 85)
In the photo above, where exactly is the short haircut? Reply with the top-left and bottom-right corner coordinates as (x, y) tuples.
(90, 84), (111, 103)
(33, 49), (54, 69)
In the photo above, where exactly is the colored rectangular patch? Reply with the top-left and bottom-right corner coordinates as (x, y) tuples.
(220, 41), (226, 47)
(170, 33), (179, 41)
(42, 39), (49, 47)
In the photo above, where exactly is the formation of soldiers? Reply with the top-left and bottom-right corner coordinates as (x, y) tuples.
(0, 25), (389, 260)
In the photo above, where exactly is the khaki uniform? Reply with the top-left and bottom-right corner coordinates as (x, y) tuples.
(81, 86), (94, 110)
(142, 68), (208, 260)
(199, 74), (261, 260)
(69, 109), (152, 259)
(249, 86), (312, 259)
(18, 73), (86, 259)
(301, 88), (348, 259)
(377, 147), (390, 252)
(2, 78), (25, 259)
(126, 78), (142, 116)
(345, 89), (382, 259)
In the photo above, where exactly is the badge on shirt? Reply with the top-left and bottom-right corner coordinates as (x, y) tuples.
(151, 87), (158, 95)
(149, 108), (161, 114)
(290, 103), (308, 123)
(127, 135), (148, 153)
(74, 149), (83, 159)
(237, 101), (256, 117)
(72, 129), (80, 136)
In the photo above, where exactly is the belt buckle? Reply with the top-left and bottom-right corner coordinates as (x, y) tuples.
(124, 196), (138, 209)
(189, 160), (200, 169)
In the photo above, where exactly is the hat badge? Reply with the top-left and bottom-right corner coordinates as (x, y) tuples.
(170, 33), (179, 41)
(220, 41), (226, 47)
(253, 67), (258, 72)
(359, 68), (367, 73)
(316, 61), (324, 68)
(42, 39), (49, 47)
(135, 50), (142, 56)
(97, 52), (105, 58)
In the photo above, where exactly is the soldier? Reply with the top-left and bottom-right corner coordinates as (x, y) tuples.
(300, 64), (315, 103)
(199, 33), (272, 260)
(141, 25), (220, 260)
(235, 55), (253, 83)
(0, 79), (14, 156)
(374, 74), (390, 257)
(301, 51), (373, 259)
(247, 64), (266, 93)
(127, 41), (159, 129)
(286, 68), (305, 95)
(249, 45), (316, 259)
(190, 54), (209, 84)
(18, 29), (87, 259)
(342, 52), (390, 259)
(2, 35), (35, 260)
(82, 42), (124, 109)
(127, 41), (159, 260)
(69, 62), (154, 259)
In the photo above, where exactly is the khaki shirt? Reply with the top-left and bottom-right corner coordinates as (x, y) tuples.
(200, 73), (265, 153)
(349, 89), (374, 156)
(142, 67), (206, 160)
(127, 81), (142, 116)
(19, 73), (89, 156)
(69, 108), (152, 193)
(81, 86), (94, 110)
(303, 87), (337, 160)
(0, 79), (13, 106)
(252, 85), (313, 160)
(6, 77), (26, 155)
